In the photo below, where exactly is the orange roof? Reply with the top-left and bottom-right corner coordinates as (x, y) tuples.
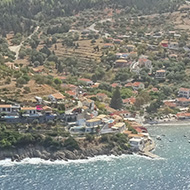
(116, 59), (128, 63)
(51, 93), (65, 100)
(164, 101), (176, 108)
(156, 70), (166, 73)
(79, 78), (92, 82)
(125, 82), (133, 87)
(177, 98), (190, 102)
(91, 83), (100, 88)
(103, 43), (114, 47)
(97, 93), (107, 97)
(123, 97), (136, 104)
(128, 134), (144, 138)
(179, 88), (190, 92)
(176, 112), (190, 117)
(111, 83), (118, 88)
(123, 130), (132, 135)
(58, 76), (67, 80)
(66, 91), (76, 96)
(21, 107), (36, 111)
(0, 105), (12, 108)
(43, 106), (52, 110)
(133, 82), (143, 87)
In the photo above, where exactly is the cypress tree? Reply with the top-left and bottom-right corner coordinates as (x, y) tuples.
(110, 86), (123, 109)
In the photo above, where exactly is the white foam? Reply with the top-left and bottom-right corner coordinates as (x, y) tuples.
(0, 153), (165, 166)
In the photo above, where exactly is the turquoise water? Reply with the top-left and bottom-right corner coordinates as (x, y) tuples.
(0, 125), (190, 190)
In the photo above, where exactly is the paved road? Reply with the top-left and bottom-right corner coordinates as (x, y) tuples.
(9, 26), (39, 60)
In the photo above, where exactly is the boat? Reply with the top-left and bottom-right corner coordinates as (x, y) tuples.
(156, 136), (161, 140)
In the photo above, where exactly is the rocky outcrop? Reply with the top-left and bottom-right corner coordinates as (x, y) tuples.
(0, 143), (134, 162)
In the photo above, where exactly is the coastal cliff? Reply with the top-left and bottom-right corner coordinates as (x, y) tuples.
(0, 144), (133, 162)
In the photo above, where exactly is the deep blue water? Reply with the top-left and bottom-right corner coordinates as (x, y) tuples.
(1, 125), (190, 190)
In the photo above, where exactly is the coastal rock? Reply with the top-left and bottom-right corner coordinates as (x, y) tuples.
(64, 150), (78, 160)
(53, 151), (66, 160)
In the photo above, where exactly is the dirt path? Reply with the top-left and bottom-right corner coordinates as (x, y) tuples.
(9, 26), (39, 60)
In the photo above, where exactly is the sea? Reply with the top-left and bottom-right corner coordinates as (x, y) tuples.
(0, 125), (190, 190)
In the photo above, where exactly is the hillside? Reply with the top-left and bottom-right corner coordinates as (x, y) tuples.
(0, 0), (184, 35)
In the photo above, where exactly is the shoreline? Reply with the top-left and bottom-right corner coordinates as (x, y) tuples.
(144, 119), (190, 127)
(0, 139), (158, 162)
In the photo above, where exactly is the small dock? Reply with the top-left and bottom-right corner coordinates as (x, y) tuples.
(140, 139), (160, 159)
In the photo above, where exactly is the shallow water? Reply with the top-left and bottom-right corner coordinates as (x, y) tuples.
(0, 125), (190, 190)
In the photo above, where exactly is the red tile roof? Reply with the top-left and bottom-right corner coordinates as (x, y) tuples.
(179, 88), (190, 92)
(79, 78), (92, 82)
(177, 98), (190, 102)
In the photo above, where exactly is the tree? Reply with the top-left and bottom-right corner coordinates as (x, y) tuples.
(110, 87), (123, 109)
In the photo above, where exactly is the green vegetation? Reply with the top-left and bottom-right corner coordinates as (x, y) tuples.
(110, 86), (123, 110)
(0, 0), (184, 35)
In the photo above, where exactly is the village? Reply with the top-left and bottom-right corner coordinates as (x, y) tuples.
(1, 2), (190, 155)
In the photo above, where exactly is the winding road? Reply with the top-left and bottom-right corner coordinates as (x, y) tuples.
(9, 26), (39, 60)
(88, 18), (112, 37)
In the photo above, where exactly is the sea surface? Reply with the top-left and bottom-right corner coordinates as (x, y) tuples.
(0, 125), (190, 190)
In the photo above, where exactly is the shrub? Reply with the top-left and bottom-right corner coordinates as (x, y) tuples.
(64, 136), (79, 151)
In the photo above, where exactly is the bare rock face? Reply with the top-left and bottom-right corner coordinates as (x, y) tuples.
(64, 150), (78, 160)
(52, 151), (66, 160)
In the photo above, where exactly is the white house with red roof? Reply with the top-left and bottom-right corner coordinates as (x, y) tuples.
(0, 104), (20, 114)
(155, 70), (166, 79)
(176, 98), (190, 107)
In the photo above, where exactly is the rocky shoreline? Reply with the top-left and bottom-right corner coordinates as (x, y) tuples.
(0, 145), (134, 162)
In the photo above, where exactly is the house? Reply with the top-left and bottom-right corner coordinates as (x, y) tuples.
(129, 51), (138, 58)
(132, 82), (144, 90)
(70, 125), (99, 134)
(103, 43), (114, 49)
(126, 44), (135, 52)
(112, 110), (132, 119)
(82, 98), (95, 110)
(58, 76), (67, 82)
(116, 53), (129, 59)
(164, 101), (177, 108)
(138, 57), (152, 68)
(115, 59), (129, 67)
(91, 83), (100, 88)
(111, 122), (126, 132)
(178, 88), (190, 99)
(123, 97), (136, 105)
(96, 93), (108, 102)
(78, 78), (93, 86)
(0, 104), (20, 114)
(168, 42), (179, 50)
(155, 70), (166, 79)
(49, 92), (65, 103)
(111, 83), (121, 88)
(160, 40), (169, 48)
(176, 112), (190, 120)
(113, 39), (122, 44)
(86, 118), (102, 127)
(169, 54), (178, 59)
(66, 91), (77, 99)
(176, 98), (190, 107)
(43, 106), (52, 114)
(129, 138), (145, 151)
(125, 82), (144, 90)
(32, 66), (44, 73)
(21, 107), (37, 116)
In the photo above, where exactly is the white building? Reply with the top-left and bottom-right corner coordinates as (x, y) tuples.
(178, 88), (190, 99)
(129, 138), (145, 151)
(0, 104), (20, 114)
